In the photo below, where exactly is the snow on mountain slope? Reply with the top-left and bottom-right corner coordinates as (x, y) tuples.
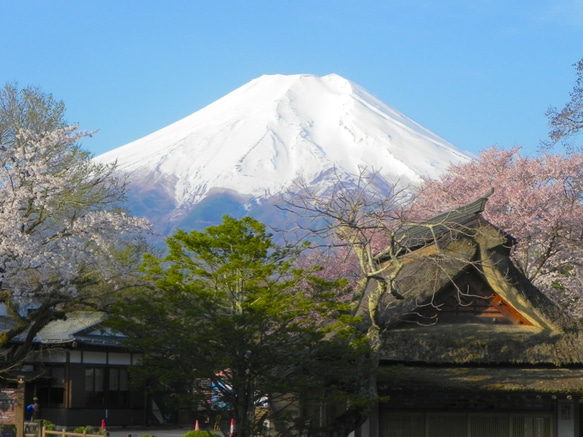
(95, 74), (472, 209)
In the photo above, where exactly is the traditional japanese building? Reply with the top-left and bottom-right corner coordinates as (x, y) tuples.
(357, 195), (583, 437)
(4, 311), (146, 428)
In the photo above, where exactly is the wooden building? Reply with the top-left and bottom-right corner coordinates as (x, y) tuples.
(5, 311), (146, 428)
(357, 196), (583, 437)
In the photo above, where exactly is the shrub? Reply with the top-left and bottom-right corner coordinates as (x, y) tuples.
(183, 431), (215, 437)
(36, 420), (55, 431)
(73, 426), (98, 435)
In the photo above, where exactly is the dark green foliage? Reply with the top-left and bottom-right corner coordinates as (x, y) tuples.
(35, 420), (55, 431)
(73, 426), (104, 435)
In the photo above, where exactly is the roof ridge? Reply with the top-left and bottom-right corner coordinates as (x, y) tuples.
(395, 190), (493, 251)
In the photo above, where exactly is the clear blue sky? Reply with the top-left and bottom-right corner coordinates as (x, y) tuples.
(1, 0), (582, 157)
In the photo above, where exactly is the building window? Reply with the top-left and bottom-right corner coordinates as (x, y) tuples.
(37, 367), (65, 406)
(108, 368), (129, 406)
(85, 367), (129, 408)
(85, 368), (105, 407)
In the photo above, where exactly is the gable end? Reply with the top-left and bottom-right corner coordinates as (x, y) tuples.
(401, 275), (533, 327)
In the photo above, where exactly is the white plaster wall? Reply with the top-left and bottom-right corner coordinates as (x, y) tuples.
(557, 399), (576, 437)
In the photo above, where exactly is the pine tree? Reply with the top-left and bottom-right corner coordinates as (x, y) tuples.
(110, 216), (370, 437)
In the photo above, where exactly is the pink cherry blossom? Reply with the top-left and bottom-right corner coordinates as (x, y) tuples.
(0, 126), (149, 311)
(413, 146), (583, 315)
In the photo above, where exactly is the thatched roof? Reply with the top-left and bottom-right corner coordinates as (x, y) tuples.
(378, 364), (583, 395)
(359, 195), (582, 366)
(382, 324), (583, 366)
(392, 194), (493, 252)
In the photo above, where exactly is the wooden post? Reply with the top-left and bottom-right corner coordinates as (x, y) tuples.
(15, 381), (25, 437)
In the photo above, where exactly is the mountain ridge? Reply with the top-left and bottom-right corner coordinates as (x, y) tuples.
(95, 73), (472, 234)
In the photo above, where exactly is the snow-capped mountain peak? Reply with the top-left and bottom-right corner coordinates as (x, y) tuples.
(95, 73), (471, 211)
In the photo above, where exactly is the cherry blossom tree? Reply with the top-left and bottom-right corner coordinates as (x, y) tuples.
(280, 168), (422, 435)
(282, 169), (413, 347)
(0, 85), (149, 373)
(546, 58), (583, 151)
(0, 83), (67, 147)
(413, 146), (583, 315)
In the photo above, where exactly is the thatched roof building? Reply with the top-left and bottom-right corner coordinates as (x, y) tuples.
(359, 195), (583, 437)
(356, 194), (581, 365)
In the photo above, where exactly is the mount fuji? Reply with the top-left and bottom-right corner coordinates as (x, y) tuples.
(95, 74), (472, 234)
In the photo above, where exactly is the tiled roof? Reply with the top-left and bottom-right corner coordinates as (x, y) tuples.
(33, 311), (105, 343)
(10, 311), (125, 349)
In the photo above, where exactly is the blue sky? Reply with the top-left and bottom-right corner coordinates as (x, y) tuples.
(1, 0), (582, 157)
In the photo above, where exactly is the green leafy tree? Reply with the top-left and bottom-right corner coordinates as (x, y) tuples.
(109, 216), (371, 437)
